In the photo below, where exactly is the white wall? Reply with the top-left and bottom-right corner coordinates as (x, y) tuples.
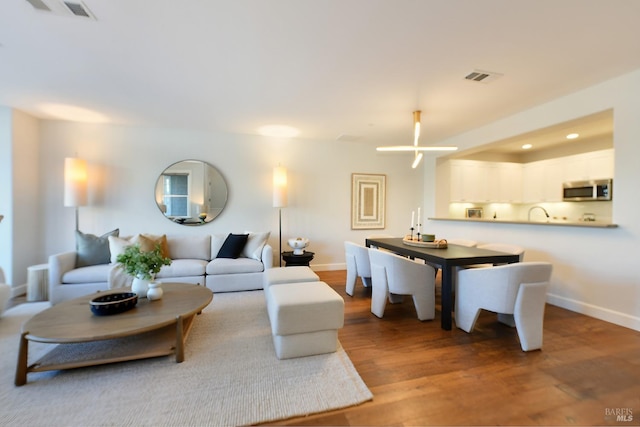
(0, 108), (40, 289)
(424, 68), (640, 331)
(12, 111), (40, 288)
(36, 121), (424, 271)
(0, 107), (12, 285)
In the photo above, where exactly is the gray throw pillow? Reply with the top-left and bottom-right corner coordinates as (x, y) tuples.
(76, 229), (120, 267)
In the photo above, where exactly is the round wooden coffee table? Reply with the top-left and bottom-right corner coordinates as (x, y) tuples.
(15, 283), (212, 386)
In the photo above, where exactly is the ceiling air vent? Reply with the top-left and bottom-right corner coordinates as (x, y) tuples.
(25, 0), (51, 11)
(25, 0), (96, 19)
(62, 1), (94, 18)
(464, 69), (503, 84)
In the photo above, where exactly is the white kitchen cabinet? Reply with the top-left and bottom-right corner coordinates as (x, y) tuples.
(586, 149), (614, 180)
(564, 149), (614, 182)
(522, 159), (562, 202)
(450, 160), (485, 202)
(450, 160), (521, 203)
(522, 162), (544, 203)
(543, 159), (563, 202)
(495, 163), (523, 203)
(447, 150), (612, 205)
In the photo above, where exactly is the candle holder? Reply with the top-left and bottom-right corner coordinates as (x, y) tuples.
(409, 227), (414, 241)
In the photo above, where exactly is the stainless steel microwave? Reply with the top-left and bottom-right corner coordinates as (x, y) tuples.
(562, 179), (612, 201)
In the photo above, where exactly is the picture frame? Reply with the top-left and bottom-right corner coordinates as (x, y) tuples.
(351, 173), (386, 229)
(466, 207), (483, 219)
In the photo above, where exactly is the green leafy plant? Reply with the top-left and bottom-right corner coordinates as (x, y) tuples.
(116, 243), (172, 280)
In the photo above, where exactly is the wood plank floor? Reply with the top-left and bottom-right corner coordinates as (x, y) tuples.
(267, 270), (640, 426)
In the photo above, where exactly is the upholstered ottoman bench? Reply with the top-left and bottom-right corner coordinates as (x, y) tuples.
(263, 266), (319, 290)
(265, 281), (344, 359)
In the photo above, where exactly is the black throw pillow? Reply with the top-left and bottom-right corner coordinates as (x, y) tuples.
(217, 233), (249, 259)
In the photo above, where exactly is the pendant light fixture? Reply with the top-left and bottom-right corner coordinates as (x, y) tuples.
(376, 110), (457, 168)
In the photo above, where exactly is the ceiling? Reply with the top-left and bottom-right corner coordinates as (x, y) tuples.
(1, 0), (639, 150)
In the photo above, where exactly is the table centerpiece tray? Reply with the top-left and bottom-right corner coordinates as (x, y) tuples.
(402, 237), (448, 249)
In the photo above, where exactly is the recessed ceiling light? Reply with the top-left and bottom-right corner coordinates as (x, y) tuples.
(522, 144), (532, 150)
(257, 125), (300, 138)
(566, 133), (579, 139)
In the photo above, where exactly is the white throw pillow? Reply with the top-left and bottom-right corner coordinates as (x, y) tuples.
(108, 236), (134, 264)
(242, 231), (271, 261)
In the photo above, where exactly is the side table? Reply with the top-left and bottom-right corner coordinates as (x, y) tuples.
(281, 251), (315, 267)
(27, 264), (49, 301)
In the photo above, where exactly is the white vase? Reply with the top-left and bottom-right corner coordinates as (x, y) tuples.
(147, 282), (163, 301)
(131, 276), (150, 298)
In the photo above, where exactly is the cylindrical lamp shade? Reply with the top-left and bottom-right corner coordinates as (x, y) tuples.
(64, 157), (88, 207)
(273, 166), (288, 208)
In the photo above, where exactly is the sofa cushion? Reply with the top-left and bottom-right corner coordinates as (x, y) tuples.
(63, 264), (112, 284)
(76, 229), (119, 267)
(167, 235), (211, 260)
(217, 233), (249, 259)
(155, 259), (207, 279)
(207, 258), (265, 275)
(242, 231), (270, 261)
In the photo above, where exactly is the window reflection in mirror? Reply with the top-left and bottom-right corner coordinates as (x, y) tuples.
(155, 160), (228, 225)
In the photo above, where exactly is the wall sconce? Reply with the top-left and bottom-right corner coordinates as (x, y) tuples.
(273, 166), (288, 266)
(64, 157), (88, 231)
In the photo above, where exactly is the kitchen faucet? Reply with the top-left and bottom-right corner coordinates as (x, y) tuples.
(528, 206), (550, 222)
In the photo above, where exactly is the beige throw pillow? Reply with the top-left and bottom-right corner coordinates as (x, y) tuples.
(141, 234), (170, 258)
(108, 234), (168, 264)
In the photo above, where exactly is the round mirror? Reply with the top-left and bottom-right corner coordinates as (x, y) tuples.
(155, 160), (228, 225)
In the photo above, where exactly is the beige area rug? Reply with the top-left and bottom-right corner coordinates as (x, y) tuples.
(0, 291), (372, 426)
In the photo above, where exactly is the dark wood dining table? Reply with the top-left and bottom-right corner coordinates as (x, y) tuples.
(365, 237), (521, 330)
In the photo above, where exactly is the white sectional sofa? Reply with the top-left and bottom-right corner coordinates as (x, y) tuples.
(48, 231), (273, 305)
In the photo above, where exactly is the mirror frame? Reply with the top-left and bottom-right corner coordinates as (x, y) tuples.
(155, 160), (228, 226)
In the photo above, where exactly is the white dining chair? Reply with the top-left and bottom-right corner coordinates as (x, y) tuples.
(455, 262), (553, 351)
(344, 241), (372, 296)
(368, 248), (436, 321)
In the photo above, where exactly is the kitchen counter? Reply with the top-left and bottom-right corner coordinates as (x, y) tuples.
(428, 217), (618, 228)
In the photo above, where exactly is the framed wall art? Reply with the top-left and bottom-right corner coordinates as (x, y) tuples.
(351, 173), (386, 229)
(466, 207), (483, 219)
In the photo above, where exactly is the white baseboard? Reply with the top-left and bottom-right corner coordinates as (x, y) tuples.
(547, 293), (640, 332)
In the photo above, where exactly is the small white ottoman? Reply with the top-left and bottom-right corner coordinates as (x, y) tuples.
(263, 266), (319, 290)
(266, 281), (344, 359)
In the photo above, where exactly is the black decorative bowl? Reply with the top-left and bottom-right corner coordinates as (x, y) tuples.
(90, 292), (138, 316)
